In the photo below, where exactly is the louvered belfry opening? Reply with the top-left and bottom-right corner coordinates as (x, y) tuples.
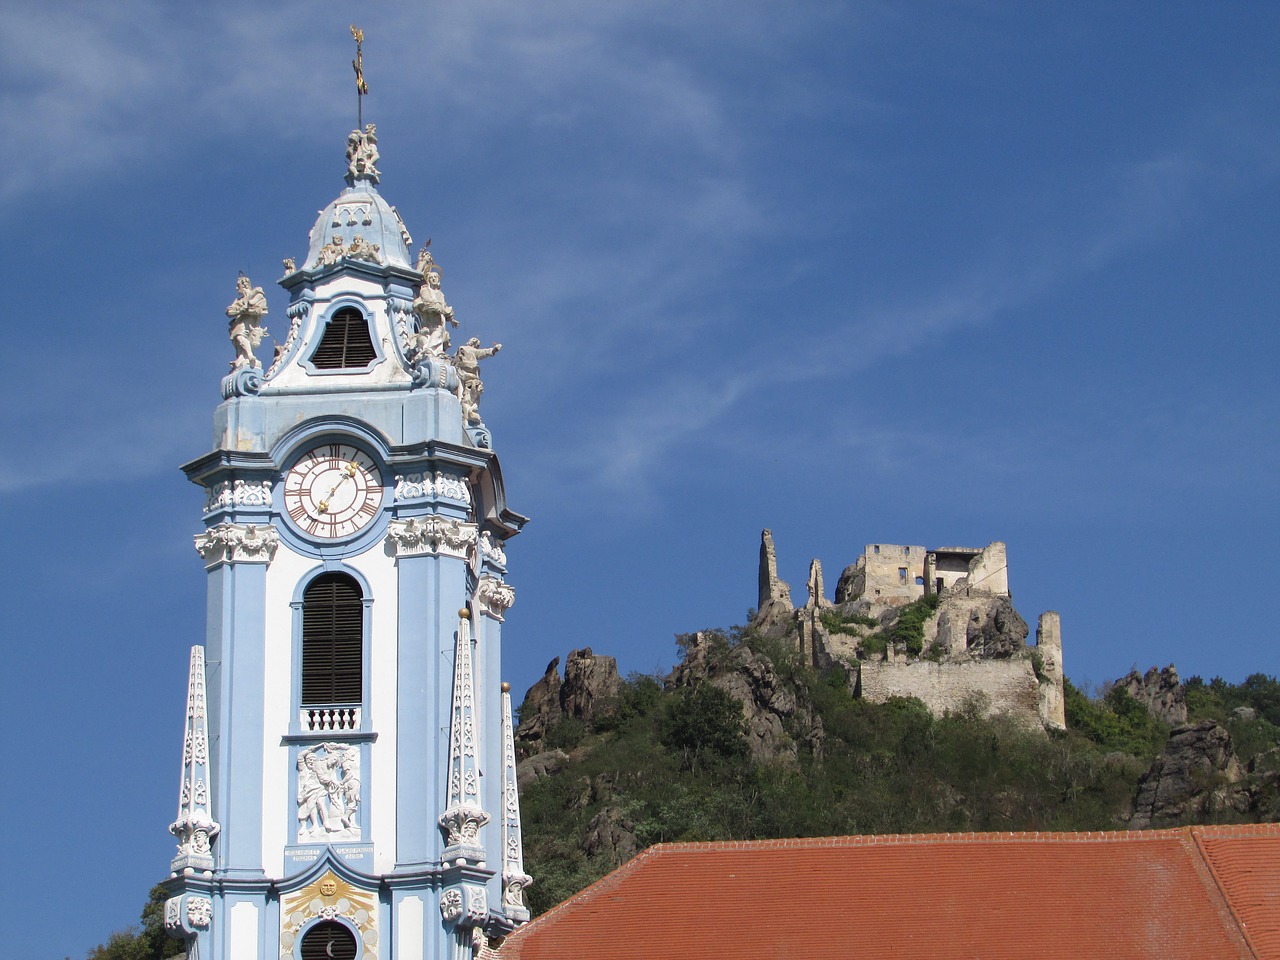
(301, 572), (363, 706)
(299, 920), (358, 960)
(310, 307), (376, 369)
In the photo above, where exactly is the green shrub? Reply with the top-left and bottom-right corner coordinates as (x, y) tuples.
(1064, 680), (1167, 756)
(890, 594), (941, 658)
(544, 716), (586, 750)
(861, 633), (888, 658)
(658, 684), (749, 771)
(821, 610), (880, 635)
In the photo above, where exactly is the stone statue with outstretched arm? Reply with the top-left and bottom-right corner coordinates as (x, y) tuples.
(453, 338), (502, 424)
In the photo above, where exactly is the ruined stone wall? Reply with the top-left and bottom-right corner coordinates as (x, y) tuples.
(966, 541), (1009, 596)
(858, 657), (1042, 728)
(837, 544), (927, 604)
(1036, 612), (1065, 731)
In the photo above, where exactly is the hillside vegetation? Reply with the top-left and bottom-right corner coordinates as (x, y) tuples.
(518, 626), (1280, 916)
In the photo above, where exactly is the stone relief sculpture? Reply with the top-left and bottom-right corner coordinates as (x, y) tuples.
(453, 338), (502, 424)
(410, 270), (458, 359)
(345, 123), (380, 184)
(225, 275), (269, 369)
(316, 235), (346, 267)
(186, 897), (212, 929)
(296, 742), (361, 842)
(282, 257), (296, 274)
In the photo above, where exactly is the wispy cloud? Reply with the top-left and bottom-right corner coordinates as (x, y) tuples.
(525, 105), (1280, 509)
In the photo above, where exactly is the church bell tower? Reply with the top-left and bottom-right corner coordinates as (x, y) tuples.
(160, 111), (532, 960)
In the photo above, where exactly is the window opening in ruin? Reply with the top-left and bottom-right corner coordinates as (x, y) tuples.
(898, 567), (908, 584)
(903, 546), (909, 556)
(915, 576), (925, 586)
(873, 545), (880, 555)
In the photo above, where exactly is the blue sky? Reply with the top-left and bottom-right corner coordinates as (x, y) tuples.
(2, 3), (1278, 956)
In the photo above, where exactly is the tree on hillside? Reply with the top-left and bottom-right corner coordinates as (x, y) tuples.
(85, 885), (185, 960)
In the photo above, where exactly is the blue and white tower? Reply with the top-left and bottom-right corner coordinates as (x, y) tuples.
(162, 122), (532, 960)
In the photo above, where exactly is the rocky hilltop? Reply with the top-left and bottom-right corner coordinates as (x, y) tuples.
(510, 531), (1280, 916)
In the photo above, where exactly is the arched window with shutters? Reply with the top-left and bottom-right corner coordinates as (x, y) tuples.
(308, 307), (377, 370)
(298, 571), (365, 732)
(299, 920), (358, 960)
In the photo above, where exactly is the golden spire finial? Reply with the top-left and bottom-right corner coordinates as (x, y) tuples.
(351, 25), (369, 126)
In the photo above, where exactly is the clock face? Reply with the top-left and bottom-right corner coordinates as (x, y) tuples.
(283, 443), (383, 539)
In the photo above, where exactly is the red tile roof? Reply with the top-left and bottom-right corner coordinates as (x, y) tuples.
(502, 824), (1280, 960)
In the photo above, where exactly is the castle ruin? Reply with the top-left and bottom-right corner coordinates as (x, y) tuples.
(751, 530), (1065, 731)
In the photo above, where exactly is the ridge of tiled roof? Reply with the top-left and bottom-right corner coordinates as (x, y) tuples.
(639, 822), (1280, 851)
(502, 825), (1280, 960)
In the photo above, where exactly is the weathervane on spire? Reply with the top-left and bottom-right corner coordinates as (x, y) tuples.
(351, 25), (369, 127)
(344, 26), (380, 185)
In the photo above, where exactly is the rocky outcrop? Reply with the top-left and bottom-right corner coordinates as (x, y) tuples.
(561, 647), (622, 722)
(1129, 721), (1247, 828)
(931, 593), (1028, 659)
(516, 748), (571, 790)
(515, 649), (622, 749)
(668, 637), (824, 763)
(583, 806), (639, 861)
(1117, 665), (1187, 725)
(834, 561), (865, 605)
(515, 657), (563, 743)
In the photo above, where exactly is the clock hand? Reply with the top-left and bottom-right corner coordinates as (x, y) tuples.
(317, 461), (361, 514)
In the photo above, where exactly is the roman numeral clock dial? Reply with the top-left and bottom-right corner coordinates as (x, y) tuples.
(282, 444), (383, 539)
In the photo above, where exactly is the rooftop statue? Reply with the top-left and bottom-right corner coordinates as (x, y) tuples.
(347, 234), (383, 264)
(225, 275), (269, 369)
(316, 235), (346, 267)
(410, 269), (458, 359)
(345, 123), (380, 184)
(453, 338), (502, 424)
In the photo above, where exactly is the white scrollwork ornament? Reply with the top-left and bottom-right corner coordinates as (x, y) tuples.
(394, 474), (430, 501)
(479, 531), (507, 566)
(164, 897), (182, 933)
(440, 889), (464, 923)
(386, 516), (477, 560)
(434, 471), (471, 504)
(194, 523), (280, 567)
(475, 576), (516, 621)
(187, 897), (212, 929)
(205, 480), (273, 513)
(465, 886), (488, 924)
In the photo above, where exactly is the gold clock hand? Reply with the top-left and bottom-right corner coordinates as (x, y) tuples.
(317, 462), (361, 514)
